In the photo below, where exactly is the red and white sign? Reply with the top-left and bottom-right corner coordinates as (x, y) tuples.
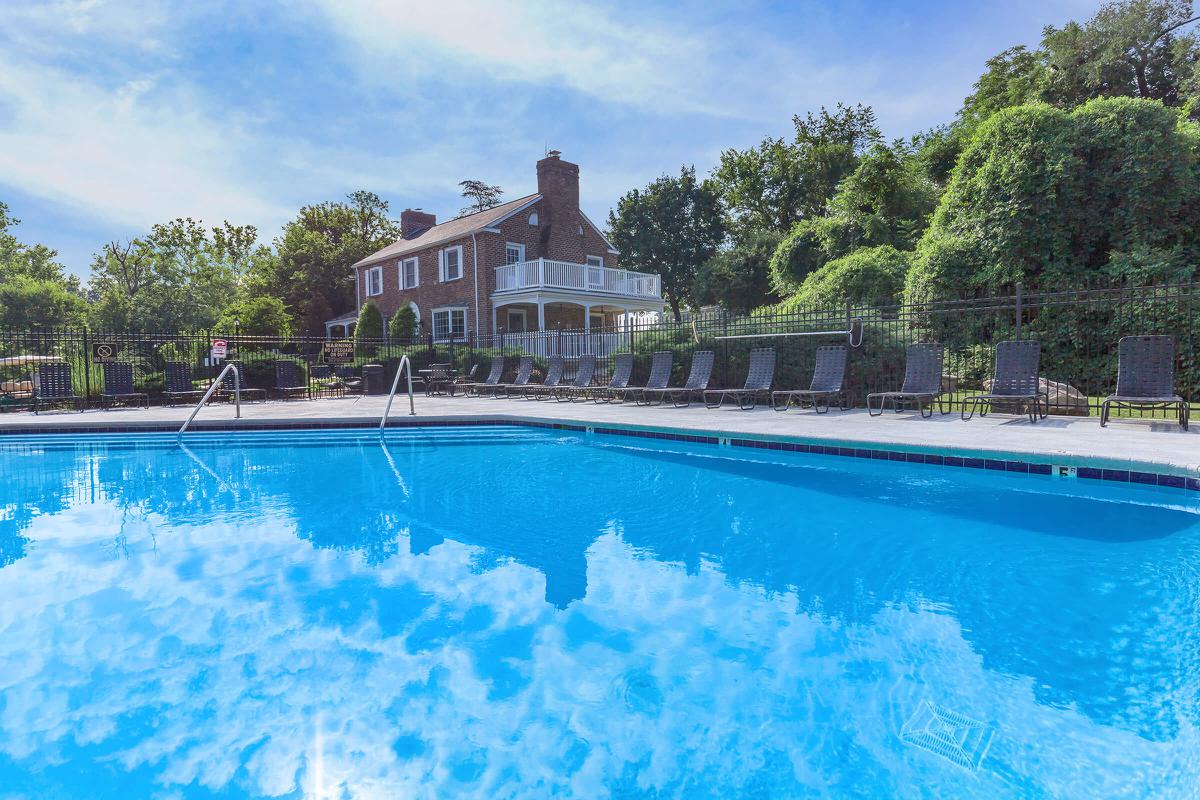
(210, 339), (228, 360)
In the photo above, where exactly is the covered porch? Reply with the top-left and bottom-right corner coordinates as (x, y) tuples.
(324, 312), (359, 340)
(490, 294), (663, 335)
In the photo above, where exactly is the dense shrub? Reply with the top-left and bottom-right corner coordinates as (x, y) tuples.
(781, 245), (911, 312)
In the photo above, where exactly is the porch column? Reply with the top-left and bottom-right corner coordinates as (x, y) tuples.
(537, 299), (546, 332)
(491, 304), (498, 336)
(583, 303), (592, 333)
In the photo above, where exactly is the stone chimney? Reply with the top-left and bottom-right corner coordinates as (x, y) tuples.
(536, 151), (580, 257)
(400, 208), (436, 238)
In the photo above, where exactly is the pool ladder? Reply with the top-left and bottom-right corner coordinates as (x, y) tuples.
(177, 362), (241, 437)
(379, 355), (416, 430)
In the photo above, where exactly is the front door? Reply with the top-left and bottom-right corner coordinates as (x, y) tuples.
(507, 309), (527, 333)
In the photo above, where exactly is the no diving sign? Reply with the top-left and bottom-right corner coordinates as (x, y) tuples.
(91, 342), (119, 363)
(211, 339), (228, 360)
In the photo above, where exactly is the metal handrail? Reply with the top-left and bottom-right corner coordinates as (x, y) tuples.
(379, 355), (415, 430)
(178, 362), (241, 436)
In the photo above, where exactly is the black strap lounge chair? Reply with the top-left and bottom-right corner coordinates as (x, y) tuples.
(521, 356), (565, 399)
(867, 343), (948, 418)
(551, 355), (597, 401)
(333, 366), (363, 393)
(451, 363), (480, 394)
(460, 357), (504, 396)
(488, 356), (535, 398)
(622, 351), (674, 405)
(164, 362), (205, 406)
(962, 340), (1046, 423)
(705, 347), (776, 410)
(1101, 335), (1189, 430)
(584, 353), (635, 403)
(772, 345), (848, 413)
(642, 351), (714, 408)
(101, 362), (149, 409)
(273, 360), (310, 400)
(219, 361), (267, 402)
(33, 362), (83, 414)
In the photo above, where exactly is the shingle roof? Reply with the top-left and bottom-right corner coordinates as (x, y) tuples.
(353, 193), (541, 268)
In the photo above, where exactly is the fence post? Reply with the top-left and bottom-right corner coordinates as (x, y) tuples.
(82, 327), (91, 402)
(1014, 282), (1023, 339)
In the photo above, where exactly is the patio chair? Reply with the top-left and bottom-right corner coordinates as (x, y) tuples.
(333, 366), (363, 393)
(164, 362), (205, 406)
(771, 345), (848, 413)
(219, 361), (267, 402)
(1101, 335), (1189, 430)
(583, 353), (635, 403)
(521, 356), (566, 399)
(867, 343), (948, 418)
(100, 361), (149, 409)
(704, 347), (776, 410)
(33, 362), (83, 414)
(487, 356), (534, 398)
(961, 340), (1046, 423)
(273, 360), (310, 400)
(550, 355), (597, 401)
(424, 362), (456, 396)
(452, 363), (480, 394)
(460, 357), (504, 396)
(641, 350), (714, 408)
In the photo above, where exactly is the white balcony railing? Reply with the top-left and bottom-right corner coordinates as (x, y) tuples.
(494, 259), (661, 300)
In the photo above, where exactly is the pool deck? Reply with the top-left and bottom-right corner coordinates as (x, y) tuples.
(2, 393), (1198, 476)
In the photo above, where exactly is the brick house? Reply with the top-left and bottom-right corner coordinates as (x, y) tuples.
(327, 152), (664, 341)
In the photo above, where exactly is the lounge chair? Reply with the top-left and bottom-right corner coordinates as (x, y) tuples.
(641, 351), (714, 408)
(459, 357), (504, 396)
(705, 347), (776, 410)
(961, 340), (1046, 423)
(583, 353), (635, 403)
(549, 355), (597, 401)
(273, 360), (310, 400)
(619, 351), (673, 405)
(33, 362), (83, 414)
(100, 361), (149, 409)
(1101, 335), (1189, 430)
(451, 363), (480, 394)
(219, 361), (266, 402)
(867, 343), (947, 418)
(486, 356), (534, 398)
(333, 366), (363, 393)
(519, 356), (565, 399)
(772, 345), (848, 413)
(164, 362), (205, 406)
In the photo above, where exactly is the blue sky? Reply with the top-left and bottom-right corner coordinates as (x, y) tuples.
(0, 0), (1096, 279)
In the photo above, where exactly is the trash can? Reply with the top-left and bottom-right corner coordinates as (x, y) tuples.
(362, 364), (387, 395)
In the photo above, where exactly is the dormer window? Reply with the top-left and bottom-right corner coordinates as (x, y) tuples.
(528, 212), (538, 226)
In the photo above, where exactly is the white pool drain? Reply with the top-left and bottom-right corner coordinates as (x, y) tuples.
(900, 700), (995, 771)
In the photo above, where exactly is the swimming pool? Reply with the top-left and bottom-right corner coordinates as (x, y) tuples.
(2, 426), (1198, 797)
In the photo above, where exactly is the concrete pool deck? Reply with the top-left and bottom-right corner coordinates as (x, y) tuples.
(2, 393), (1197, 476)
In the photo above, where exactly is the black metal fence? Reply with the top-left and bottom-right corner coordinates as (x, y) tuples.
(2, 282), (1198, 418)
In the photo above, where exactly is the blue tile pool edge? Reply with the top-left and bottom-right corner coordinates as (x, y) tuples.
(2, 416), (1197, 492)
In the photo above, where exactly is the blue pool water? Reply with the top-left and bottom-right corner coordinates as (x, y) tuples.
(2, 426), (1199, 798)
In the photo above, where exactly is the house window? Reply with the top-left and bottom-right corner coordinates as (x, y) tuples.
(432, 306), (467, 341)
(365, 266), (383, 296)
(505, 243), (525, 265)
(586, 255), (604, 288)
(506, 308), (527, 333)
(528, 212), (538, 226)
(439, 246), (463, 282)
(399, 257), (419, 289)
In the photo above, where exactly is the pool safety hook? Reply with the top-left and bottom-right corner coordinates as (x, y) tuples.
(714, 318), (865, 348)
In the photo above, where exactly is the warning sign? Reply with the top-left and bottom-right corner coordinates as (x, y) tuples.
(210, 339), (228, 360)
(324, 340), (354, 364)
(91, 341), (119, 363)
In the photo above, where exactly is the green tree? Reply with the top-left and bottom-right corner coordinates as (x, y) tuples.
(273, 191), (400, 335)
(0, 202), (85, 329)
(388, 305), (418, 343)
(713, 103), (881, 234)
(607, 166), (725, 321)
(906, 97), (1200, 302)
(458, 180), (503, 215)
(216, 295), (295, 338)
(781, 245), (910, 312)
(354, 300), (385, 353)
(693, 231), (782, 314)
